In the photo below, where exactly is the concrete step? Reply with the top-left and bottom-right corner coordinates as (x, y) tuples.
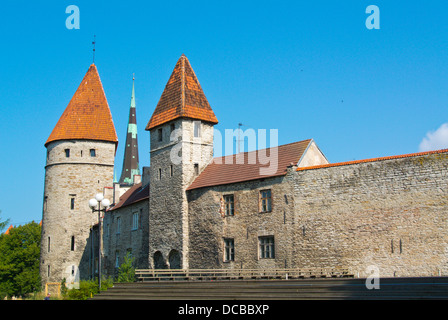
(91, 277), (448, 300)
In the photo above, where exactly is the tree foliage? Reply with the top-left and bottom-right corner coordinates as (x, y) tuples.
(0, 210), (10, 233)
(0, 221), (41, 298)
(117, 252), (136, 282)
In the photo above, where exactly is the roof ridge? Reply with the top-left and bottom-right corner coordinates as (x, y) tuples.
(187, 139), (311, 190)
(180, 55), (186, 116)
(297, 148), (448, 171)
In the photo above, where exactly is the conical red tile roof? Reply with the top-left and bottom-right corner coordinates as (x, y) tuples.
(45, 64), (118, 147)
(146, 54), (218, 130)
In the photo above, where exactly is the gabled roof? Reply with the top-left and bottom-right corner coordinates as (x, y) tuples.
(109, 182), (149, 211)
(187, 139), (312, 190)
(145, 54), (218, 130)
(45, 64), (118, 147)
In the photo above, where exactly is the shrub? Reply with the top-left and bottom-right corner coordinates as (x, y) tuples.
(63, 277), (113, 300)
(117, 252), (135, 282)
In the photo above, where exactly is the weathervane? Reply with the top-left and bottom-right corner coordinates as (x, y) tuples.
(92, 35), (96, 63)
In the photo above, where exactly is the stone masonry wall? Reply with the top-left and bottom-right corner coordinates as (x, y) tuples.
(292, 152), (448, 277)
(148, 119), (214, 269)
(187, 151), (448, 278)
(40, 140), (115, 285)
(102, 199), (149, 278)
(187, 175), (296, 270)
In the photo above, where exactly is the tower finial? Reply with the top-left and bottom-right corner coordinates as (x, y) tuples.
(92, 35), (96, 63)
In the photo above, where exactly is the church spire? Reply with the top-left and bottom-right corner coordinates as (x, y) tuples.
(118, 75), (140, 185)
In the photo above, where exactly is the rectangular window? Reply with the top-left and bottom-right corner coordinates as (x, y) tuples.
(224, 238), (235, 262)
(90, 149), (96, 157)
(65, 149), (70, 157)
(71, 236), (75, 251)
(47, 236), (51, 253)
(194, 121), (201, 138)
(259, 236), (275, 259)
(43, 196), (48, 212)
(170, 165), (174, 177)
(158, 128), (163, 142)
(132, 212), (139, 230)
(158, 168), (162, 180)
(224, 194), (235, 216)
(260, 189), (272, 213)
(115, 252), (120, 268)
(70, 197), (75, 210)
(47, 265), (51, 277)
(194, 163), (199, 175)
(116, 217), (121, 234)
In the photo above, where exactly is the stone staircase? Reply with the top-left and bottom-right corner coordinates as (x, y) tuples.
(91, 277), (448, 300)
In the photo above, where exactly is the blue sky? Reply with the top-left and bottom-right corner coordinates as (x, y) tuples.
(1, 0), (448, 227)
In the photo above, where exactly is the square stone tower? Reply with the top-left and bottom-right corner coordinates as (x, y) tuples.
(145, 55), (218, 269)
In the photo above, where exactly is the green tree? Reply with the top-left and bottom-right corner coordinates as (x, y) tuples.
(117, 252), (135, 282)
(0, 210), (10, 233)
(0, 221), (41, 298)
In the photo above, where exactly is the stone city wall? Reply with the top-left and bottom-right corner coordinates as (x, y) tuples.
(292, 151), (448, 277)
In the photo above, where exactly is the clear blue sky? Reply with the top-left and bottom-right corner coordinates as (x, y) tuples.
(1, 0), (447, 227)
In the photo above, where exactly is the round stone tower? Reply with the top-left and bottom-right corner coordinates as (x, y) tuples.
(40, 64), (118, 287)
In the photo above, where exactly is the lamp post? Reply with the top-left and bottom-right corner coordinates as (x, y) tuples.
(89, 193), (110, 292)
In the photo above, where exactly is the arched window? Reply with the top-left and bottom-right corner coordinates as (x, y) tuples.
(168, 249), (181, 269)
(153, 251), (167, 269)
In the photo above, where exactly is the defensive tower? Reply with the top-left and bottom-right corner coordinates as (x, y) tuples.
(145, 54), (218, 269)
(40, 64), (118, 286)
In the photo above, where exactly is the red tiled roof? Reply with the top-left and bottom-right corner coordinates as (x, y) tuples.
(145, 54), (218, 130)
(109, 183), (149, 211)
(187, 140), (312, 190)
(4, 225), (13, 235)
(45, 64), (118, 147)
(296, 148), (448, 171)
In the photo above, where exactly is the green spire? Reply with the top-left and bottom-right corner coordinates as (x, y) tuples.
(118, 74), (140, 186)
(130, 73), (136, 109)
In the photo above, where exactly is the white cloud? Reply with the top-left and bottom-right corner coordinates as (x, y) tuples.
(419, 123), (448, 152)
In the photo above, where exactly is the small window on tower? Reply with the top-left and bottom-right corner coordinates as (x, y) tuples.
(158, 128), (163, 142)
(90, 149), (96, 157)
(194, 163), (199, 175)
(70, 198), (75, 210)
(44, 196), (48, 212)
(71, 236), (75, 251)
(65, 149), (70, 157)
(194, 121), (201, 138)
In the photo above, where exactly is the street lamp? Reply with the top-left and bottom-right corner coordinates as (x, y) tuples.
(89, 193), (110, 292)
